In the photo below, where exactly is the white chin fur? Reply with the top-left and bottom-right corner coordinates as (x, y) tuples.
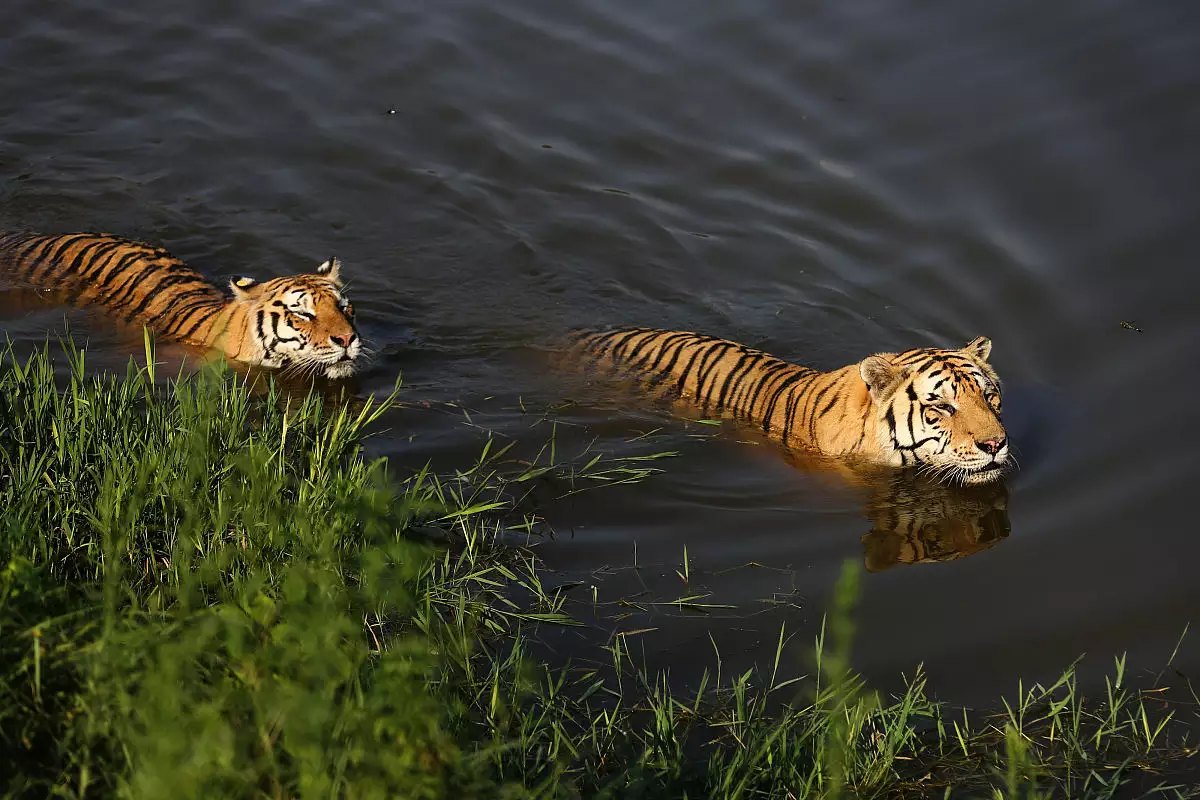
(322, 360), (357, 379)
(959, 467), (1006, 485)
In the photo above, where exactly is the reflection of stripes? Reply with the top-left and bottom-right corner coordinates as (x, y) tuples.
(0, 231), (236, 348)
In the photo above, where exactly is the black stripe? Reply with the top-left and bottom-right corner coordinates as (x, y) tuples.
(89, 242), (143, 288)
(122, 274), (207, 322)
(651, 334), (699, 381)
(26, 236), (61, 264)
(897, 436), (941, 452)
(60, 238), (114, 281)
(725, 357), (767, 415)
(94, 250), (148, 291)
(723, 352), (770, 415)
(269, 311), (301, 344)
(905, 391), (919, 447)
(175, 299), (224, 338)
(643, 337), (699, 394)
(565, 328), (598, 348)
(82, 240), (132, 288)
(625, 332), (674, 374)
(672, 342), (710, 398)
(816, 391), (840, 419)
(607, 329), (647, 364)
(31, 234), (94, 282)
(805, 379), (841, 441)
(20, 237), (64, 281)
(740, 361), (792, 419)
(695, 342), (734, 407)
(5, 234), (45, 266)
(579, 329), (617, 355)
(634, 331), (691, 374)
(713, 350), (754, 410)
(852, 404), (869, 450)
(742, 360), (791, 418)
(780, 374), (819, 444)
(157, 290), (227, 332)
(106, 262), (178, 310)
(760, 370), (807, 434)
(797, 374), (828, 441)
(145, 287), (220, 328)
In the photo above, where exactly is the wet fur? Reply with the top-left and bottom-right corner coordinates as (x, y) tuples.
(566, 327), (1010, 484)
(0, 232), (362, 378)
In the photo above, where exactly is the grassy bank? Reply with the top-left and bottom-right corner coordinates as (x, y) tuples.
(1, 344), (1197, 798)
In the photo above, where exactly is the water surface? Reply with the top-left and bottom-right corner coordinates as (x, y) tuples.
(2, 0), (1199, 704)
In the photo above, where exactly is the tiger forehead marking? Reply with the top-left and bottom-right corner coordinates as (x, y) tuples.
(567, 327), (1010, 485)
(0, 232), (363, 379)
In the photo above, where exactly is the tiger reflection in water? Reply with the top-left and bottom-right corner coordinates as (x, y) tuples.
(858, 471), (1009, 572)
(777, 448), (1012, 573)
(564, 326), (1016, 572)
(782, 450), (1011, 571)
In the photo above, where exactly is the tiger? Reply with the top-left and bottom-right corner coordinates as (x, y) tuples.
(565, 326), (1010, 485)
(0, 231), (362, 378)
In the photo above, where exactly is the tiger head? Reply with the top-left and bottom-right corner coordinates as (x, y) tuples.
(859, 337), (1008, 484)
(229, 257), (362, 379)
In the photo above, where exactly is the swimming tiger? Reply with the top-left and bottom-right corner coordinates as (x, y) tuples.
(0, 231), (362, 378)
(566, 327), (1010, 485)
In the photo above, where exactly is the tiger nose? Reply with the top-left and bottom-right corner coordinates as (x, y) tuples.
(330, 332), (357, 349)
(976, 437), (1006, 456)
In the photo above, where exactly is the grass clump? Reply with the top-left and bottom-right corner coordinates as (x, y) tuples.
(2, 343), (1198, 798)
(0, 344), (497, 797)
(469, 569), (1200, 798)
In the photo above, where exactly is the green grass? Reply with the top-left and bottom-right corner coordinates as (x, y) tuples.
(1, 342), (1198, 798)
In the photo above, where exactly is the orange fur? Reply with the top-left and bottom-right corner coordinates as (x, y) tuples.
(0, 232), (363, 378)
(566, 327), (1010, 484)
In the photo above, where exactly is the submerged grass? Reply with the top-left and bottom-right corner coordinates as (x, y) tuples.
(1, 342), (1198, 798)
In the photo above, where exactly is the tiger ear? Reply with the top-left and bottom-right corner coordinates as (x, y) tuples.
(229, 276), (259, 301)
(859, 354), (908, 403)
(315, 256), (342, 285)
(963, 336), (992, 362)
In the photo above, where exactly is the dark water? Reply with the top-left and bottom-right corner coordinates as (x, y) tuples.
(3, 0), (1199, 704)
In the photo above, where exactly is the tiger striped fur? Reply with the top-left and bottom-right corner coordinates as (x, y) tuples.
(0, 232), (362, 378)
(567, 327), (1010, 485)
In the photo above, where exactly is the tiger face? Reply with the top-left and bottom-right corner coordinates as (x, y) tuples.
(859, 337), (1008, 484)
(229, 257), (362, 378)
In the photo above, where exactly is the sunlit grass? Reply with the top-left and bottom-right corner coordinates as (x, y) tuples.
(1, 342), (1197, 798)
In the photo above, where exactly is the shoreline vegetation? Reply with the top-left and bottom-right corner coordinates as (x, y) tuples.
(1, 343), (1197, 798)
